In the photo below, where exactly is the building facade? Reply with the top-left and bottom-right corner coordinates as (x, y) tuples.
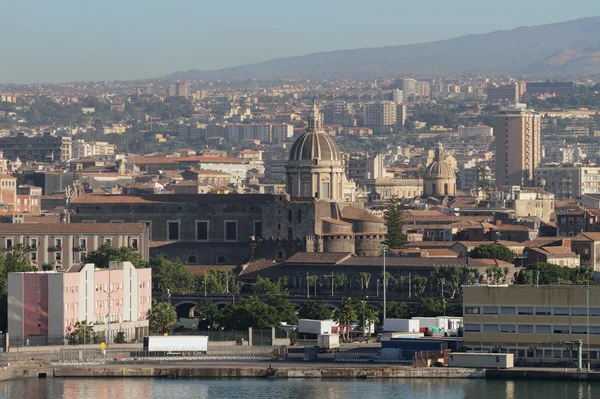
(0, 223), (149, 270)
(7, 261), (151, 346)
(0, 133), (72, 162)
(535, 165), (600, 200)
(423, 143), (457, 197)
(495, 108), (541, 186)
(363, 101), (396, 134)
(463, 285), (600, 365)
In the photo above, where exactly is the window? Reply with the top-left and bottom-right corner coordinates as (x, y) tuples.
(553, 307), (569, 316)
(554, 326), (570, 334)
(216, 255), (226, 264)
(288, 209), (292, 222)
(572, 326), (588, 335)
(187, 255), (197, 264)
(36, 303), (41, 311)
(518, 306), (534, 315)
(500, 325), (516, 333)
(464, 324), (481, 332)
(31, 252), (37, 261)
(535, 307), (551, 315)
(55, 239), (62, 249)
(6, 239), (12, 249)
(56, 252), (62, 261)
(297, 210), (302, 223)
(590, 308), (600, 316)
(196, 221), (209, 241)
(518, 325), (534, 334)
(168, 221), (180, 241)
(500, 307), (516, 316)
(131, 239), (138, 250)
(80, 239), (87, 249)
(30, 239), (37, 249)
(591, 327), (600, 335)
(482, 306), (498, 315)
(536, 325), (551, 334)
(253, 221), (263, 238)
(322, 182), (330, 198)
(37, 320), (42, 327)
(225, 221), (237, 241)
(571, 308), (588, 316)
(464, 306), (480, 315)
(482, 324), (499, 333)
(104, 238), (112, 245)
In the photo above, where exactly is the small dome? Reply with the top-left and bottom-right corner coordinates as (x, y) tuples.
(289, 130), (341, 162)
(424, 160), (455, 179)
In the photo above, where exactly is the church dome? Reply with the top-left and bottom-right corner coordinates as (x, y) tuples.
(424, 159), (455, 179)
(289, 130), (341, 162)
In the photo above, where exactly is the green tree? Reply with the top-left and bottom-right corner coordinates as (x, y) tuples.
(332, 273), (348, 291)
(84, 243), (147, 268)
(307, 275), (319, 295)
(194, 300), (221, 326)
(383, 195), (406, 248)
(359, 305), (379, 336)
(485, 265), (510, 284)
(201, 269), (239, 294)
(65, 319), (94, 345)
(418, 298), (444, 317)
(516, 263), (596, 285)
(470, 244), (515, 263)
(114, 331), (126, 344)
(252, 276), (289, 295)
(149, 300), (178, 334)
(358, 272), (372, 290)
(267, 295), (298, 325)
(150, 255), (193, 293)
(386, 301), (413, 319)
(412, 275), (428, 298)
(219, 296), (281, 330)
(431, 265), (466, 299)
(298, 300), (334, 320)
(334, 300), (358, 342)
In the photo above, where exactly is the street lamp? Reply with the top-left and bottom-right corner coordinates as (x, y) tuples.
(438, 278), (446, 317)
(103, 286), (118, 351)
(381, 244), (388, 321)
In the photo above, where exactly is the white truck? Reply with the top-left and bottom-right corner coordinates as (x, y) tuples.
(143, 336), (208, 355)
(298, 319), (333, 336)
(317, 334), (340, 353)
(383, 318), (420, 332)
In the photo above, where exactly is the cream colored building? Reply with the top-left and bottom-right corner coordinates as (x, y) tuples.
(423, 143), (456, 197)
(495, 108), (541, 186)
(0, 223), (150, 270)
(464, 285), (600, 365)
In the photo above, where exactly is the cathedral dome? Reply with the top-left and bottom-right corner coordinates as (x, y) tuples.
(289, 130), (341, 162)
(424, 159), (456, 179)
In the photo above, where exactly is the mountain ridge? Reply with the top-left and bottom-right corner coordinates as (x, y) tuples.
(169, 16), (600, 79)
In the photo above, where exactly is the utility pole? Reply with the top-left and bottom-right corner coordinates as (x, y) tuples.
(306, 272), (309, 299)
(408, 272), (412, 298)
(382, 244), (388, 321)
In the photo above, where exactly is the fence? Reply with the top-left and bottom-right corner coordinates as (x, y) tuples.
(413, 349), (450, 368)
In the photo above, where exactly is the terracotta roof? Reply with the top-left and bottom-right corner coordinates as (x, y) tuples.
(491, 224), (533, 232)
(0, 223), (147, 234)
(239, 260), (280, 276)
(403, 241), (455, 248)
(340, 207), (385, 223)
(340, 257), (466, 267)
(528, 246), (577, 256)
(321, 217), (353, 226)
(572, 232), (600, 242)
(403, 210), (446, 217)
(466, 258), (515, 268)
(285, 252), (352, 264)
(522, 238), (564, 248)
(421, 249), (460, 257)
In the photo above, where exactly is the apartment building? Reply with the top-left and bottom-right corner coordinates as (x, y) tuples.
(7, 261), (151, 346)
(167, 81), (189, 97)
(486, 83), (521, 103)
(323, 101), (352, 126)
(363, 101), (396, 134)
(463, 285), (600, 365)
(0, 133), (72, 162)
(495, 108), (541, 186)
(215, 123), (294, 143)
(0, 223), (150, 270)
(535, 164), (600, 200)
(72, 140), (117, 159)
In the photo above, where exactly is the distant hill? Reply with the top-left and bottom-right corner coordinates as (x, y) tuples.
(169, 16), (600, 79)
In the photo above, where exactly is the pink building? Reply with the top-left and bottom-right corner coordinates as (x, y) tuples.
(7, 261), (151, 346)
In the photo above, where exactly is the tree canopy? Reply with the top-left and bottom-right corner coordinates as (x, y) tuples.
(298, 300), (334, 320)
(252, 276), (289, 295)
(219, 296), (281, 329)
(149, 301), (178, 334)
(470, 244), (515, 263)
(516, 263), (595, 285)
(383, 195), (406, 249)
(84, 243), (147, 269)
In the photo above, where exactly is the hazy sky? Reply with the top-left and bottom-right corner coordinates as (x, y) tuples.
(1, 0), (599, 84)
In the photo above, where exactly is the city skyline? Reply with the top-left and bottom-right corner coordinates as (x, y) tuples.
(1, 1), (599, 83)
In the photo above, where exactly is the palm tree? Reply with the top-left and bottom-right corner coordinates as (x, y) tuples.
(149, 301), (177, 334)
(66, 320), (93, 345)
(334, 302), (358, 343)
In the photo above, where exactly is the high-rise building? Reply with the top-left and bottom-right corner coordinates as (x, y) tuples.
(363, 101), (396, 134)
(396, 78), (429, 100)
(495, 108), (541, 186)
(323, 101), (351, 126)
(392, 89), (404, 104)
(167, 81), (189, 97)
(134, 86), (152, 96)
(0, 133), (72, 162)
(486, 83), (521, 103)
(396, 104), (407, 131)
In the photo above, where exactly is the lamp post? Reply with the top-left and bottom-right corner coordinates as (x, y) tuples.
(306, 272), (310, 299)
(439, 278), (446, 317)
(382, 245), (388, 321)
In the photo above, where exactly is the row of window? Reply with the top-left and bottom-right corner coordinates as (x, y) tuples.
(465, 305), (600, 317)
(168, 220), (249, 242)
(464, 323), (600, 335)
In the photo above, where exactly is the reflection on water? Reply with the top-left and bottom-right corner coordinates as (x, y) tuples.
(1, 378), (600, 399)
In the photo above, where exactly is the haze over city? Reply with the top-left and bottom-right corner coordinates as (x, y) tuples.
(2, 0), (600, 83)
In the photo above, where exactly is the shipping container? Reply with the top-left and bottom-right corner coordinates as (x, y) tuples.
(448, 353), (514, 369)
(298, 319), (333, 335)
(143, 335), (208, 354)
(383, 318), (420, 332)
(317, 333), (340, 352)
(381, 332), (424, 341)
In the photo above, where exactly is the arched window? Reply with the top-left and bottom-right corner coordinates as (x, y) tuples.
(187, 255), (197, 264)
(444, 183), (449, 195)
(216, 255), (226, 264)
(432, 183), (437, 194)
